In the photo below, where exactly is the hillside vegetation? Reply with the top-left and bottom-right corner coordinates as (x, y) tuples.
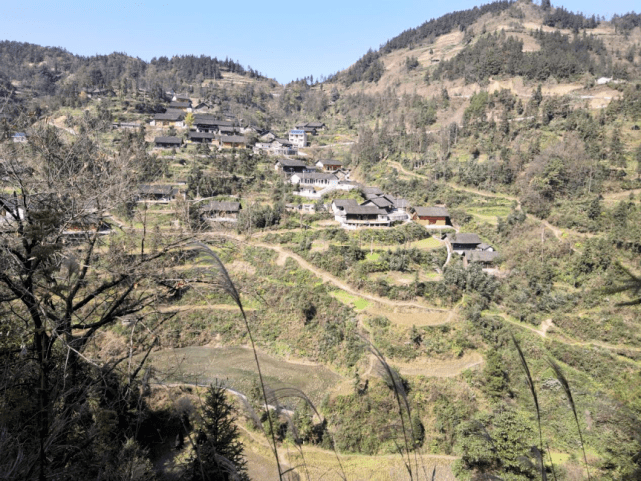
(2, 1), (641, 480)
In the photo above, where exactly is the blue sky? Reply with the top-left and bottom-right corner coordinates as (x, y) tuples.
(1, 0), (639, 83)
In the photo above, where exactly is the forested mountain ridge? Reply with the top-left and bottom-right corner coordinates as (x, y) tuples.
(0, 40), (264, 97)
(328, 0), (641, 97)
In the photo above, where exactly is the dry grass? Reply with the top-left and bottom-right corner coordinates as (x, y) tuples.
(365, 305), (453, 327)
(145, 346), (342, 405)
(392, 351), (484, 378)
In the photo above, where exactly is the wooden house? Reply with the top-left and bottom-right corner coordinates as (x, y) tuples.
(463, 250), (500, 268)
(275, 158), (309, 173)
(331, 199), (358, 214)
(154, 136), (183, 149)
(361, 186), (384, 200)
(412, 206), (451, 225)
(445, 233), (482, 253)
(219, 135), (247, 149)
(194, 115), (233, 133)
(188, 131), (215, 144)
(316, 159), (343, 172)
(341, 205), (390, 227)
(137, 184), (178, 202)
(151, 112), (185, 127)
(199, 201), (242, 221)
(168, 101), (192, 112)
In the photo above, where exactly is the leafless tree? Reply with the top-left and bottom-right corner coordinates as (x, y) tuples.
(0, 117), (192, 479)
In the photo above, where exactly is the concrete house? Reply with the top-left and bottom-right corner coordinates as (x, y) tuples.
(12, 132), (28, 143)
(289, 129), (308, 148)
(412, 206), (451, 225)
(290, 172), (338, 187)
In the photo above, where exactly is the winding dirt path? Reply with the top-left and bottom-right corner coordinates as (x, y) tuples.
(498, 313), (641, 355)
(252, 240), (449, 312)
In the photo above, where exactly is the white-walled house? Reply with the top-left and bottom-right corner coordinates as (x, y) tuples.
(289, 129), (308, 148)
(290, 172), (338, 187)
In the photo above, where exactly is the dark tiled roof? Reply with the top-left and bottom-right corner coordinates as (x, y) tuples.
(447, 233), (482, 245)
(317, 159), (343, 166)
(277, 158), (308, 167)
(189, 131), (215, 139)
(344, 205), (386, 215)
(138, 184), (176, 195)
(154, 136), (182, 144)
(361, 186), (384, 196)
(363, 197), (393, 209)
(293, 172), (337, 181)
(154, 112), (184, 121)
(414, 206), (449, 217)
(200, 201), (241, 212)
(333, 199), (359, 208)
(464, 250), (500, 263)
(169, 101), (191, 109)
(220, 135), (246, 143)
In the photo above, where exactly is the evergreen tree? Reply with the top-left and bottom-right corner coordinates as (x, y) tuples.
(189, 383), (249, 481)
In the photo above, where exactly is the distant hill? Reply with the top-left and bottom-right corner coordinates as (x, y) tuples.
(327, 0), (641, 101)
(0, 40), (265, 97)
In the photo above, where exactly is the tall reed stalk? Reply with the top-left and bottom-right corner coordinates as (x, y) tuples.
(547, 358), (590, 480)
(196, 243), (284, 480)
(512, 333), (547, 481)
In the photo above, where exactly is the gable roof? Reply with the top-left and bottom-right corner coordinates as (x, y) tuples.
(193, 115), (233, 127)
(188, 131), (215, 140)
(169, 101), (191, 109)
(200, 201), (242, 212)
(363, 197), (393, 209)
(447, 233), (482, 245)
(464, 250), (500, 263)
(274, 138), (293, 146)
(333, 199), (359, 208)
(343, 205), (386, 216)
(306, 121), (325, 128)
(316, 159), (343, 167)
(138, 184), (176, 196)
(361, 186), (384, 196)
(174, 94), (190, 100)
(414, 206), (450, 217)
(220, 135), (246, 144)
(292, 172), (337, 181)
(154, 112), (184, 121)
(277, 158), (308, 168)
(154, 136), (182, 144)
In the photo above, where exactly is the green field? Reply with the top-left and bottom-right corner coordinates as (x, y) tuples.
(331, 289), (371, 311)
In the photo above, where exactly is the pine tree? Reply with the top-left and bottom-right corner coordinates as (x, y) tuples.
(189, 383), (249, 481)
